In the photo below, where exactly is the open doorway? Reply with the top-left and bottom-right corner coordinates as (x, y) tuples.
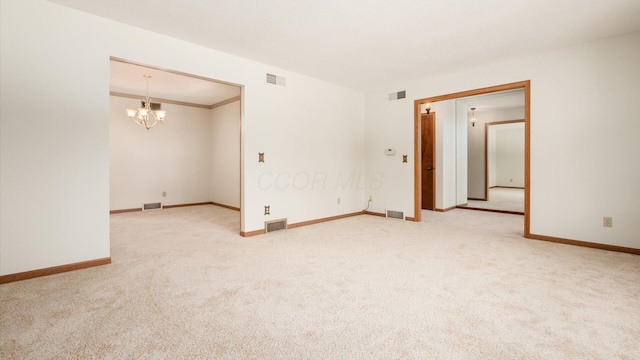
(460, 120), (525, 214)
(108, 57), (243, 232)
(456, 90), (525, 214)
(413, 81), (530, 236)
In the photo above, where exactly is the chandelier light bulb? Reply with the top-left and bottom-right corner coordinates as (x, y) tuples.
(124, 75), (166, 130)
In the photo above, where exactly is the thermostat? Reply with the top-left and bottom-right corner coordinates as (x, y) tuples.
(384, 148), (396, 155)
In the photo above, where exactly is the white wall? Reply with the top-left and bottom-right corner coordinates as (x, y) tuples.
(488, 127), (497, 188)
(365, 31), (640, 249)
(430, 101), (457, 210)
(210, 100), (240, 208)
(494, 125), (525, 187)
(455, 102), (468, 205)
(110, 96), (213, 210)
(467, 107), (524, 199)
(0, 0), (364, 276)
(111, 97), (242, 211)
(363, 97), (412, 213)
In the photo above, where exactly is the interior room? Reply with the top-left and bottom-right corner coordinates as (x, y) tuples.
(456, 90), (526, 214)
(1, 0), (639, 359)
(109, 59), (241, 229)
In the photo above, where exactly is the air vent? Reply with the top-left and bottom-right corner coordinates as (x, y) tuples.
(142, 202), (162, 211)
(386, 209), (404, 220)
(265, 218), (287, 233)
(388, 90), (407, 101)
(141, 101), (162, 110)
(266, 73), (286, 86)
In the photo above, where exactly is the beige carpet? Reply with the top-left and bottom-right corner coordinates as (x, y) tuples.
(463, 187), (525, 213)
(1, 206), (639, 359)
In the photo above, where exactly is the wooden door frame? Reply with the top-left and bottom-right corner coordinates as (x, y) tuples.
(421, 112), (436, 211)
(413, 80), (531, 237)
(484, 119), (525, 201)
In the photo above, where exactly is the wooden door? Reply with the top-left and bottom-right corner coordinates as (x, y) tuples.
(421, 113), (435, 210)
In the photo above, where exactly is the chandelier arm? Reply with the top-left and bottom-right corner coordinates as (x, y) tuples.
(144, 95), (161, 124)
(125, 75), (165, 130)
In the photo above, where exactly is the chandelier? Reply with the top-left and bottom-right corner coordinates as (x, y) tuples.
(126, 75), (166, 130)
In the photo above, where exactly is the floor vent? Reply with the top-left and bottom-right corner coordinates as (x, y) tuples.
(265, 218), (287, 233)
(142, 202), (162, 211)
(386, 209), (404, 220)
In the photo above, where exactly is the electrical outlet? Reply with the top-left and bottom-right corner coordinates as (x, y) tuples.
(369, 195), (373, 202)
(603, 217), (612, 228)
(162, 191), (166, 197)
(337, 198), (341, 205)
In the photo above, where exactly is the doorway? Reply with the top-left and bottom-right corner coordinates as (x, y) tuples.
(412, 80), (531, 236)
(458, 118), (525, 214)
(108, 57), (243, 233)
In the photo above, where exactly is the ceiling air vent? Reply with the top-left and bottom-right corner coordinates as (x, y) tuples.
(388, 90), (406, 101)
(386, 209), (404, 220)
(142, 202), (162, 211)
(141, 101), (162, 110)
(266, 73), (286, 86)
(265, 218), (287, 233)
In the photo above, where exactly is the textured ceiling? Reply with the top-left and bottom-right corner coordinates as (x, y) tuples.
(110, 60), (240, 106)
(456, 89), (525, 111)
(51, 0), (640, 91)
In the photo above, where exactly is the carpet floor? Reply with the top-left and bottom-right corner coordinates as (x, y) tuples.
(463, 187), (524, 213)
(1, 206), (638, 359)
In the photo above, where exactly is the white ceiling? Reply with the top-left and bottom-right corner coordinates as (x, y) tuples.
(456, 89), (525, 111)
(110, 60), (240, 106)
(53, 0), (640, 91)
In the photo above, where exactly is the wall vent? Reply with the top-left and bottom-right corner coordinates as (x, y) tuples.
(141, 101), (162, 110)
(142, 202), (162, 211)
(386, 209), (404, 220)
(265, 218), (287, 233)
(266, 73), (286, 86)
(388, 90), (406, 101)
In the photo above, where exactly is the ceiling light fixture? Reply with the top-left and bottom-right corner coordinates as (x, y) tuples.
(470, 107), (477, 127)
(126, 75), (166, 130)
(425, 103), (431, 114)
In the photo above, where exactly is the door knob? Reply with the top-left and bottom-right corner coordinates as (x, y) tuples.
(427, 167), (432, 170)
